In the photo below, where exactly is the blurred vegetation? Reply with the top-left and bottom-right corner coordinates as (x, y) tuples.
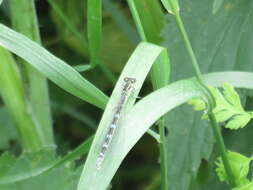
(0, 0), (253, 189)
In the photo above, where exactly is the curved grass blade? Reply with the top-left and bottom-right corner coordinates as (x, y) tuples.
(0, 24), (108, 109)
(77, 42), (170, 190)
(203, 71), (253, 88)
(0, 48), (45, 151)
(78, 79), (208, 190)
(78, 71), (253, 189)
(87, 0), (102, 67)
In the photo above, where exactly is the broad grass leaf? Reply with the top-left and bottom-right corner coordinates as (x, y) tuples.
(0, 136), (93, 184)
(0, 150), (81, 190)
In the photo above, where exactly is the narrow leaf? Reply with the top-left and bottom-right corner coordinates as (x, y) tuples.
(78, 79), (208, 189)
(216, 151), (253, 186)
(87, 0), (102, 66)
(0, 24), (108, 109)
(78, 42), (174, 190)
(161, 0), (180, 14)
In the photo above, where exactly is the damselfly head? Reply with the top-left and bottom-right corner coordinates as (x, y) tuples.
(124, 77), (136, 83)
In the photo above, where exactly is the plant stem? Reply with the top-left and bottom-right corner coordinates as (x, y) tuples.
(208, 113), (236, 187)
(158, 118), (169, 189)
(171, 7), (237, 188)
(0, 49), (44, 151)
(174, 13), (202, 81)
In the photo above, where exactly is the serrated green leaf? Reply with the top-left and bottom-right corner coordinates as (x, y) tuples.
(225, 114), (251, 130)
(222, 83), (244, 111)
(233, 182), (253, 190)
(189, 83), (252, 130)
(188, 98), (206, 111)
(214, 110), (235, 122)
(0, 149), (81, 190)
(0, 149), (55, 184)
(216, 151), (253, 186)
(209, 86), (228, 108)
(0, 136), (93, 184)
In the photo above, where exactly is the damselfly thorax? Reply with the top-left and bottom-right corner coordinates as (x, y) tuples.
(96, 77), (136, 170)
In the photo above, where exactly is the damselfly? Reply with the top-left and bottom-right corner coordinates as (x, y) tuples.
(96, 77), (136, 170)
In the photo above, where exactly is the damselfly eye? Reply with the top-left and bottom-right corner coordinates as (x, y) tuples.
(130, 78), (136, 83)
(124, 77), (129, 82)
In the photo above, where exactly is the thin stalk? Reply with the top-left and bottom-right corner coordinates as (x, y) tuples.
(146, 129), (161, 143)
(208, 112), (236, 187)
(169, 4), (237, 188)
(158, 118), (169, 189)
(174, 13), (202, 81)
(0, 49), (44, 151)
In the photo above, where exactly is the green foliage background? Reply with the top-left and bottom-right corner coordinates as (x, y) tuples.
(0, 0), (253, 190)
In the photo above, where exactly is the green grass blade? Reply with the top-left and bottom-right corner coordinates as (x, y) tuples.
(203, 72), (253, 88)
(0, 24), (108, 109)
(78, 70), (253, 189)
(0, 49), (46, 151)
(78, 78), (208, 190)
(77, 42), (171, 190)
(127, 2), (169, 188)
(9, 0), (54, 146)
(127, 0), (165, 43)
(87, 0), (102, 67)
